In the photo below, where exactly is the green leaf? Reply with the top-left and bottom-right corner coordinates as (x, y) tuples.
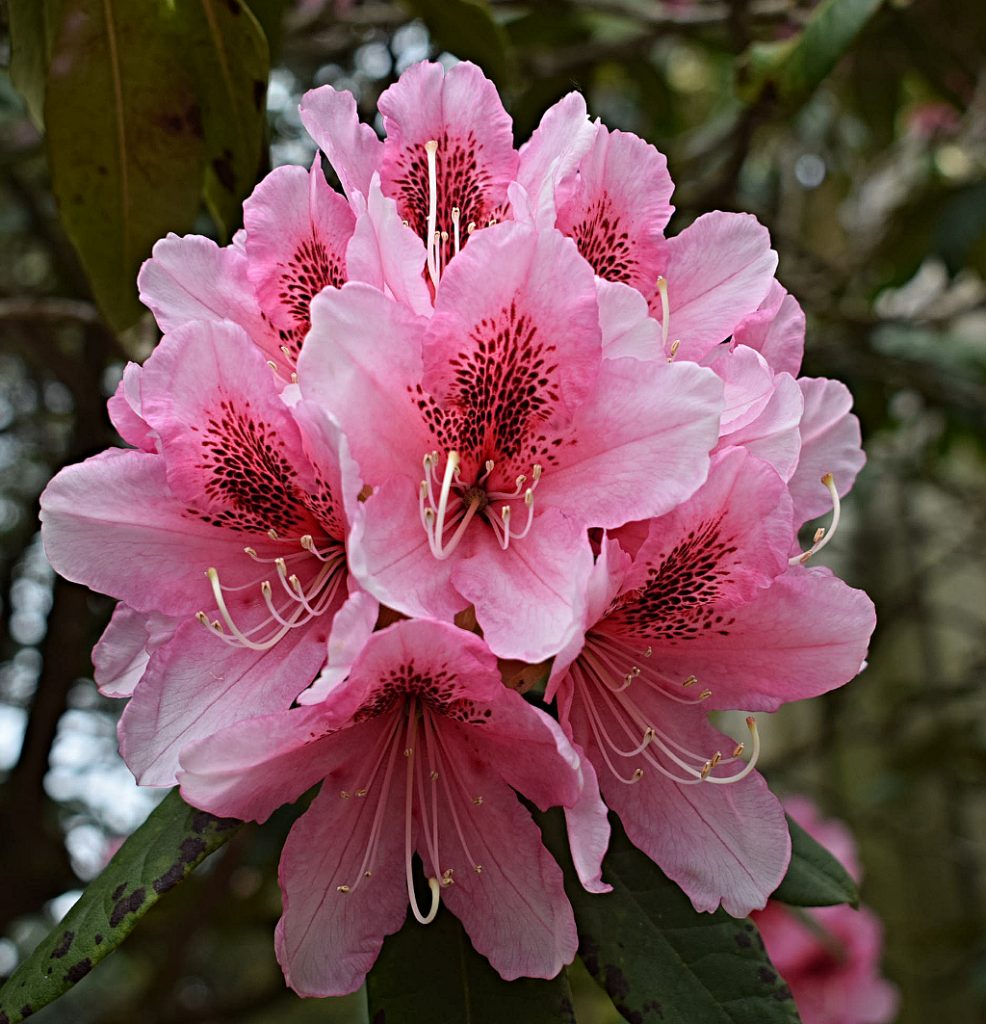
(176, 0), (271, 239)
(546, 813), (801, 1024)
(0, 790), (240, 1024)
(402, 0), (515, 91)
(367, 905), (576, 1024)
(44, 0), (207, 330)
(737, 0), (884, 108)
(772, 814), (860, 909)
(7, 0), (63, 126)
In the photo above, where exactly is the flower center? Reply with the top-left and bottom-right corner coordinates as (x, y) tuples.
(333, 697), (486, 926)
(195, 532), (346, 651)
(418, 449), (542, 559)
(573, 632), (760, 786)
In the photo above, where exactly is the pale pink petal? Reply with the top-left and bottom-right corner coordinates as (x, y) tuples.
(641, 566), (876, 711)
(733, 280), (805, 377)
(556, 124), (673, 291)
(423, 222), (600, 421)
(430, 728), (577, 981)
(243, 161), (356, 360)
(298, 586), (379, 705)
(597, 278), (661, 360)
(570, 690), (789, 915)
(301, 283), (432, 486)
(120, 614), (330, 785)
(706, 344), (776, 434)
(107, 362), (155, 451)
(299, 85), (384, 198)
(276, 724), (409, 997)
(535, 358), (723, 529)
(139, 321), (319, 534)
(178, 702), (340, 821)
(137, 233), (275, 356)
(516, 91), (595, 226)
(788, 378), (865, 525)
(653, 212), (777, 361)
(92, 604), (176, 698)
(39, 449), (256, 615)
(346, 174), (432, 316)
(720, 371), (804, 482)
(377, 61), (518, 241)
(452, 507), (593, 662)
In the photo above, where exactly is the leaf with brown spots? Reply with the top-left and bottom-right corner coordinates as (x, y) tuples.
(541, 811), (802, 1024)
(0, 790), (239, 1024)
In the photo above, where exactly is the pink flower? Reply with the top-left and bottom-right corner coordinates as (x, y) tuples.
(548, 448), (876, 914)
(754, 797), (899, 1024)
(178, 618), (581, 996)
(298, 218), (723, 662)
(40, 320), (375, 785)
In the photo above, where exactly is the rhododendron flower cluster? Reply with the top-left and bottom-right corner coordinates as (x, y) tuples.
(40, 60), (876, 996)
(754, 798), (899, 1024)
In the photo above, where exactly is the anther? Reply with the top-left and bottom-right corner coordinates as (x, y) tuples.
(337, 885), (351, 894)
(700, 689), (713, 700)
(632, 768), (644, 780)
(441, 868), (455, 887)
(683, 675), (698, 687)
(667, 339), (680, 363)
(472, 796), (483, 806)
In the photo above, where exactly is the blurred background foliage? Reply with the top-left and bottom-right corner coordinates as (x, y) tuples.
(0, 0), (985, 1021)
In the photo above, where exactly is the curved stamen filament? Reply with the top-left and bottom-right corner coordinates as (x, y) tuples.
(790, 473), (841, 565)
(403, 702), (441, 925)
(655, 275), (670, 350)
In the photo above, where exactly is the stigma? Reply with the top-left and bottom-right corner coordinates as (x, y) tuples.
(423, 140), (479, 289)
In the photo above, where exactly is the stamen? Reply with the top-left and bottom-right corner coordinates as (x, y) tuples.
(451, 206), (461, 256)
(790, 473), (840, 565)
(655, 275), (670, 350)
(667, 339), (680, 363)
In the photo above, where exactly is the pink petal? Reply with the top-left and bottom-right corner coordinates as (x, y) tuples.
(40, 449), (256, 615)
(429, 728), (578, 981)
(574, 689), (790, 915)
(642, 566), (876, 711)
(107, 362), (155, 451)
(243, 162), (356, 361)
(452, 507), (594, 662)
(299, 84), (384, 198)
(707, 344), (777, 434)
(596, 278), (662, 360)
(556, 124), (673, 291)
(139, 320), (319, 535)
(653, 212), (777, 361)
(733, 280), (805, 378)
(377, 61), (518, 242)
(720, 371), (804, 483)
(535, 358), (723, 529)
(276, 725), (409, 996)
(516, 91), (595, 226)
(346, 174), (432, 316)
(92, 604), (176, 698)
(137, 233), (276, 359)
(120, 614), (330, 785)
(788, 378), (865, 526)
(423, 222), (601, 423)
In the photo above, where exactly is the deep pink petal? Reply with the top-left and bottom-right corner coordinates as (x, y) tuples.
(92, 604), (176, 698)
(652, 212), (777, 361)
(39, 449), (255, 615)
(639, 567), (876, 711)
(243, 162), (356, 360)
(452, 508), (593, 662)
(377, 61), (518, 242)
(788, 378), (865, 526)
(733, 280), (805, 378)
(299, 85), (384, 198)
(429, 728), (578, 981)
(346, 174), (432, 316)
(275, 724), (409, 997)
(120, 614), (330, 785)
(556, 125), (673, 291)
(535, 358), (723, 529)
